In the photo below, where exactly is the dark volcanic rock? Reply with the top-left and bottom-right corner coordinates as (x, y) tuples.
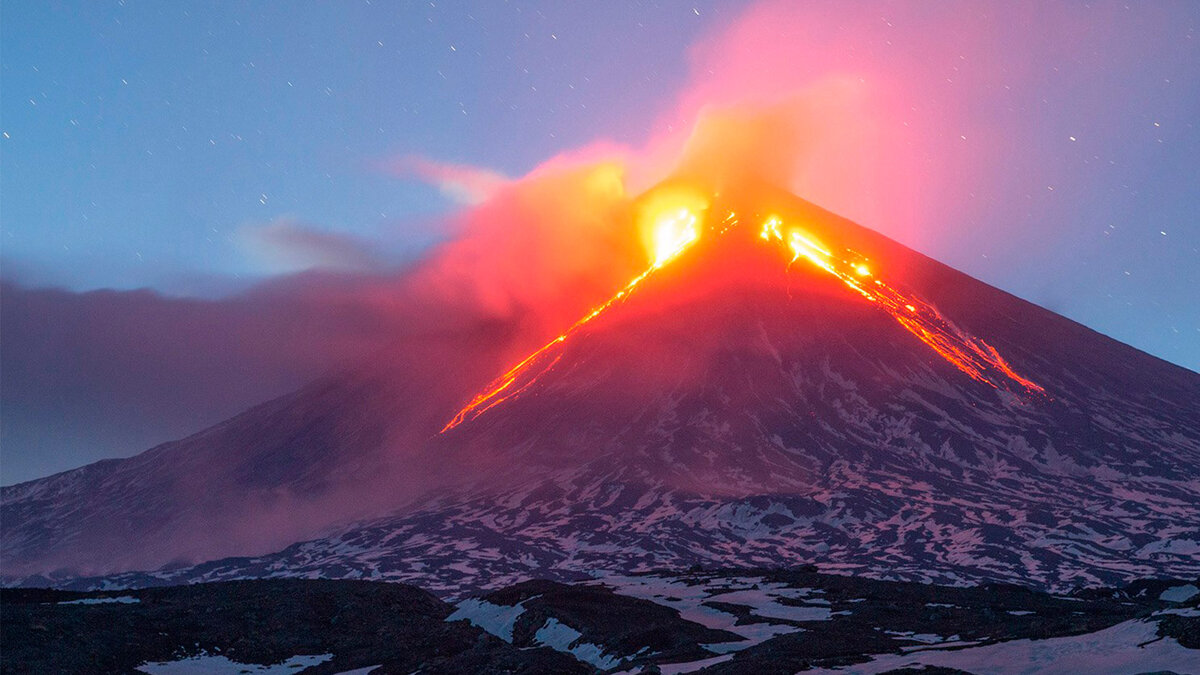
(3, 573), (1197, 674)
(1158, 614), (1200, 650)
(0, 579), (589, 674)
(484, 579), (742, 666)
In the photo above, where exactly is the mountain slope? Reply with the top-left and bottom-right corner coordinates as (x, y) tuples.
(4, 187), (1198, 592)
(0, 330), (502, 577)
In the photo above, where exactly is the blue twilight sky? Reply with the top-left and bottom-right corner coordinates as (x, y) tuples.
(3, 0), (1199, 369)
(3, 1), (741, 292)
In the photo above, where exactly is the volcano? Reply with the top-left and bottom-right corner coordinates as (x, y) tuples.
(4, 184), (1199, 595)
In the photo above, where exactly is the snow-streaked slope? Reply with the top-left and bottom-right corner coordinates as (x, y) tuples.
(805, 619), (1196, 675)
(137, 653), (333, 675)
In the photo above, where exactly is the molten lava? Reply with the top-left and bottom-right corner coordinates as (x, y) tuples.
(439, 202), (705, 432)
(441, 190), (1042, 433)
(652, 208), (700, 267)
(759, 218), (1044, 393)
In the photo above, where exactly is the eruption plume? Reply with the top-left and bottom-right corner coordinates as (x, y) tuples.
(440, 189), (709, 432)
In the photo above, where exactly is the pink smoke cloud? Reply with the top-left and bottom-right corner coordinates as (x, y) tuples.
(386, 155), (511, 205)
(237, 218), (388, 274)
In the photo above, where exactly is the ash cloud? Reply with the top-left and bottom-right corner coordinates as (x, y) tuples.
(237, 218), (389, 274)
(0, 277), (409, 484)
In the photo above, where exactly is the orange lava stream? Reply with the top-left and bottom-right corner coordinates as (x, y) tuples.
(441, 204), (1043, 433)
(439, 255), (683, 433)
(761, 217), (1044, 395)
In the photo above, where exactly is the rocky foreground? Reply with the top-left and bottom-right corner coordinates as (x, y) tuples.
(3, 568), (1198, 674)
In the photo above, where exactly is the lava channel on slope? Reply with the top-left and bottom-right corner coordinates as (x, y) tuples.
(440, 193), (1043, 433)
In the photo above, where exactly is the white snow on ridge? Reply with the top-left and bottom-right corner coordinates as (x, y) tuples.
(59, 595), (139, 605)
(137, 653), (332, 674)
(806, 619), (1197, 675)
(884, 630), (947, 644)
(595, 573), (812, 649)
(445, 598), (529, 642)
(657, 653), (734, 674)
(706, 588), (833, 622)
(1160, 583), (1200, 603)
(534, 617), (622, 669)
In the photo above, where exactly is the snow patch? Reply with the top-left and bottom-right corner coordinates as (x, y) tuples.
(706, 588), (833, 622)
(884, 630), (946, 644)
(1159, 583), (1199, 603)
(59, 595), (139, 605)
(1156, 607), (1200, 618)
(445, 598), (529, 642)
(807, 619), (1196, 674)
(597, 573), (802, 649)
(534, 617), (622, 669)
(657, 653), (734, 674)
(137, 653), (332, 674)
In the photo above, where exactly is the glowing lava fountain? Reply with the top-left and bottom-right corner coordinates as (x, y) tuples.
(441, 193), (1042, 433)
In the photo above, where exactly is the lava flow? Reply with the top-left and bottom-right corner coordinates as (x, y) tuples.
(439, 206), (702, 433)
(758, 216), (1044, 394)
(441, 192), (1042, 433)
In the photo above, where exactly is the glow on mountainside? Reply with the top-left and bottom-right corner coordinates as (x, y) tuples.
(441, 197), (1043, 433)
